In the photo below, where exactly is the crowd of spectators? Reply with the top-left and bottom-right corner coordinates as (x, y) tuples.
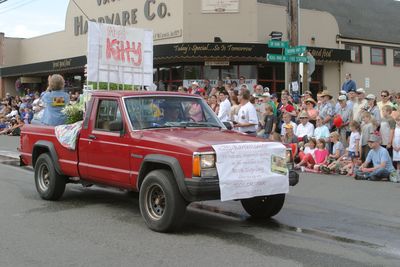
(177, 77), (400, 183)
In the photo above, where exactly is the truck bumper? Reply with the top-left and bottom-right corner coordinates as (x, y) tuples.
(182, 170), (299, 202)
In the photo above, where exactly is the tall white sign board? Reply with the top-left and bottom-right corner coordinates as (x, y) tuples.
(87, 22), (153, 88)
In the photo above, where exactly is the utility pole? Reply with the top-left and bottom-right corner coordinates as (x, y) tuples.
(288, 0), (299, 90)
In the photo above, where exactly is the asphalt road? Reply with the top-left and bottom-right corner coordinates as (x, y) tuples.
(1, 135), (400, 266)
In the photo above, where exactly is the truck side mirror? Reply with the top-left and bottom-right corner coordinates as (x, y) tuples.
(223, 121), (233, 130)
(109, 120), (124, 133)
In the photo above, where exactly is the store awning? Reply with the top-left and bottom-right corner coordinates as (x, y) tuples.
(0, 56), (87, 77)
(154, 42), (352, 64)
(154, 42), (281, 63)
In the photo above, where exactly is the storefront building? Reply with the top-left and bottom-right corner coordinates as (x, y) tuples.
(2, 0), (379, 98)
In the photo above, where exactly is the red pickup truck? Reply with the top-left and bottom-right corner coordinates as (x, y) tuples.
(20, 91), (298, 232)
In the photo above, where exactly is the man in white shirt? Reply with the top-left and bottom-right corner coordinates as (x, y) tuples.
(234, 89), (258, 135)
(217, 90), (231, 122)
(296, 111), (314, 139)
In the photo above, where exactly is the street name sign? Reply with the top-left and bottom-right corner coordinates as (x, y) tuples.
(285, 45), (307, 55)
(268, 40), (289, 49)
(267, 54), (309, 63)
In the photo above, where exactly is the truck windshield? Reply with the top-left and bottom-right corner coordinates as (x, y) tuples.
(124, 96), (225, 130)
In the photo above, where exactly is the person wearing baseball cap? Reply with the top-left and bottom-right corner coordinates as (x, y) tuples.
(353, 88), (368, 122)
(365, 93), (381, 124)
(335, 93), (347, 113)
(355, 133), (396, 181)
(262, 92), (277, 116)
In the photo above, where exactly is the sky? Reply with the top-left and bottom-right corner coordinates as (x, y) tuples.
(0, 0), (70, 38)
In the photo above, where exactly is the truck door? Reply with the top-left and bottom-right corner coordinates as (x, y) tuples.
(79, 98), (130, 186)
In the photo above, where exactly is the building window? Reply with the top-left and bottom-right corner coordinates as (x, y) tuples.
(394, 49), (400, 67)
(239, 65), (257, 79)
(370, 47), (386, 65)
(345, 44), (362, 63)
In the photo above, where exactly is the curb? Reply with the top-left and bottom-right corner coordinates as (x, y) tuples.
(0, 150), (20, 160)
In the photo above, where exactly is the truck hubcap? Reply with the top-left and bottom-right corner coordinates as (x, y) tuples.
(38, 164), (50, 192)
(146, 184), (165, 220)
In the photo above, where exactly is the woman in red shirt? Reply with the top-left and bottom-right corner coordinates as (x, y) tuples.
(279, 96), (297, 117)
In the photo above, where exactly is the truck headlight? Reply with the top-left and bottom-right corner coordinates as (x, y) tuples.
(285, 148), (293, 163)
(286, 148), (294, 170)
(193, 153), (217, 177)
(201, 154), (215, 168)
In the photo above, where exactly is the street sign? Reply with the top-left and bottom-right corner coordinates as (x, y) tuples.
(267, 54), (309, 63)
(285, 45), (307, 55)
(268, 40), (289, 49)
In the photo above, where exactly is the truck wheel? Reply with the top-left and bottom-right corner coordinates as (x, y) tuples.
(139, 170), (187, 232)
(34, 153), (66, 200)
(241, 194), (285, 219)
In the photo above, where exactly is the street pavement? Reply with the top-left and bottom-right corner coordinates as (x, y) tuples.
(1, 135), (400, 266)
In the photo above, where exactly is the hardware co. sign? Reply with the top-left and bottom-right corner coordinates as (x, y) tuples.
(74, 0), (170, 36)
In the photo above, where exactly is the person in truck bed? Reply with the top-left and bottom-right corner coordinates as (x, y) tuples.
(40, 74), (70, 126)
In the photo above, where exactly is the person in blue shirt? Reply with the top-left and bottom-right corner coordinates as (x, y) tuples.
(40, 74), (70, 126)
(341, 73), (357, 93)
(355, 134), (396, 181)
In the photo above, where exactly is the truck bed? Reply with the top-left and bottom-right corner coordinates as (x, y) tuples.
(20, 124), (80, 178)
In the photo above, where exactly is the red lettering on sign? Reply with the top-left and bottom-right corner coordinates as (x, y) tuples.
(106, 38), (143, 66)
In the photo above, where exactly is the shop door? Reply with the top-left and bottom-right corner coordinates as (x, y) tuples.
(309, 65), (324, 97)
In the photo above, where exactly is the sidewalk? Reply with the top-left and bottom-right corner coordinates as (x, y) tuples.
(0, 135), (20, 159)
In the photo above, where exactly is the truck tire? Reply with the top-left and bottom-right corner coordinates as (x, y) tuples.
(241, 194), (285, 219)
(34, 153), (66, 200)
(139, 170), (187, 232)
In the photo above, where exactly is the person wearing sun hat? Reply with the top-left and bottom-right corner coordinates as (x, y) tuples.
(318, 90), (334, 128)
(337, 94), (353, 146)
(281, 123), (298, 144)
(303, 97), (318, 121)
(296, 111), (314, 140)
(355, 133), (396, 181)
(190, 81), (201, 95)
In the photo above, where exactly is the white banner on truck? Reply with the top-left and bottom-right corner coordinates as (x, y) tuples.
(87, 22), (153, 88)
(212, 142), (289, 201)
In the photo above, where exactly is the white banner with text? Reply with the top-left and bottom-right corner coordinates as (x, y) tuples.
(212, 142), (289, 201)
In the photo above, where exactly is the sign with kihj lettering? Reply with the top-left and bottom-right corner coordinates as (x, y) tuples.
(87, 22), (153, 89)
(212, 142), (289, 201)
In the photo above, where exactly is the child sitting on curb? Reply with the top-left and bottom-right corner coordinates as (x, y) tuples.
(295, 137), (317, 169)
(302, 138), (329, 173)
